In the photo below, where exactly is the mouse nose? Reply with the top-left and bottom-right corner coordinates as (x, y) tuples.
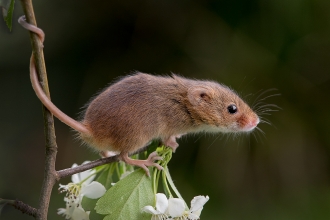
(251, 117), (260, 127)
(243, 117), (259, 131)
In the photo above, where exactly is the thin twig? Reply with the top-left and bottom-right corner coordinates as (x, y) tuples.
(57, 146), (149, 179)
(1, 199), (37, 217)
(13, 200), (38, 217)
(20, 0), (58, 219)
(57, 155), (120, 179)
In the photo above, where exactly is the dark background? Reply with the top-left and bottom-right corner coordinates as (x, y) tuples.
(1, 0), (330, 219)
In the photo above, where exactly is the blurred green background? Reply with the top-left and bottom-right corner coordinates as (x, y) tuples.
(1, 0), (330, 219)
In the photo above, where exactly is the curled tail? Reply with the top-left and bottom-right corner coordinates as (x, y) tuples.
(19, 15), (90, 135)
(30, 56), (90, 135)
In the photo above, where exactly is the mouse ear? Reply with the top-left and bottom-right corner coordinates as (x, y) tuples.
(188, 86), (212, 105)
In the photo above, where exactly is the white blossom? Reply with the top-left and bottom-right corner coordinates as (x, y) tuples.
(58, 161), (106, 220)
(143, 194), (209, 220)
(142, 193), (169, 220)
(168, 195), (209, 220)
(57, 197), (89, 220)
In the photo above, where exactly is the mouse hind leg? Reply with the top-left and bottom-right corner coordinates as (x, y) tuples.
(162, 134), (185, 152)
(120, 151), (163, 176)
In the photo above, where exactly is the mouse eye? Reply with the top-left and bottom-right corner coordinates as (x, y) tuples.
(227, 104), (237, 114)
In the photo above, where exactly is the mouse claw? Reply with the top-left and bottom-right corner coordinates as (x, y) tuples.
(148, 151), (163, 161)
(120, 151), (163, 176)
(146, 152), (163, 171)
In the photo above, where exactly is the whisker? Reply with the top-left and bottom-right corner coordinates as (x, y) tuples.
(207, 133), (223, 150)
(194, 135), (203, 143)
(253, 129), (265, 144)
(252, 88), (278, 106)
(255, 127), (266, 136)
(236, 135), (242, 151)
(256, 109), (280, 115)
(252, 132), (258, 143)
(256, 107), (280, 112)
(255, 107), (279, 112)
(256, 111), (276, 115)
(223, 133), (233, 146)
(253, 93), (281, 106)
(244, 92), (254, 99)
(259, 118), (272, 126)
(254, 103), (281, 110)
(253, 102), (281, 113)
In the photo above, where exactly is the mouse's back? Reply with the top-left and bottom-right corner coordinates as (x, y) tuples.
(81, 73), (185, 152)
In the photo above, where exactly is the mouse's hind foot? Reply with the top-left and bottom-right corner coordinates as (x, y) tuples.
(120, 151), (163, 176)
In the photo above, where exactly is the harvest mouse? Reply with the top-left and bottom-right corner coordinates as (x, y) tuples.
(19, 16), (259, 176)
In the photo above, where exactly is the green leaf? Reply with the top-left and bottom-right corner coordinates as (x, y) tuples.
(95, 169), (154, 220)
(0, 0), (14, 31)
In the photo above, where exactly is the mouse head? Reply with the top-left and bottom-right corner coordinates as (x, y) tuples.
(187, 82), (259, 133)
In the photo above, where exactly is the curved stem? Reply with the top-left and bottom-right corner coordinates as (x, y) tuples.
(19, 1), (58, 219)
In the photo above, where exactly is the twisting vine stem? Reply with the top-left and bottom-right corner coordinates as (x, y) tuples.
(19, 0), (58, 219)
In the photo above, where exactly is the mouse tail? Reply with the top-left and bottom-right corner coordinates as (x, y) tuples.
(30, 55), (90, 135)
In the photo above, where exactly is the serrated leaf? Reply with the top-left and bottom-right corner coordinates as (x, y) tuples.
(1, 0), (14, 31)
(95, 169), (154, 220)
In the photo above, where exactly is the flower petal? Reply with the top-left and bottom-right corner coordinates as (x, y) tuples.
(57, 208), (67, 216)
(167, 198), (185, 217)
(79, 161), (96, 184)
(188, 211), (202, 220)
(71, 207), (89, 220)
(57, 200), (76, 219)
(71, 161), (96, 184)
(80, 170), (96, 185)
(190, 195), (209, 213)
(155, 193), (168, 214)
(71, 164), (79, 183)
(142, 205), (161, 215)
(81, 181), (106, 199)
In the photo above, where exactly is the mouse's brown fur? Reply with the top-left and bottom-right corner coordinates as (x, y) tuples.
(81, 73), (259, 154)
